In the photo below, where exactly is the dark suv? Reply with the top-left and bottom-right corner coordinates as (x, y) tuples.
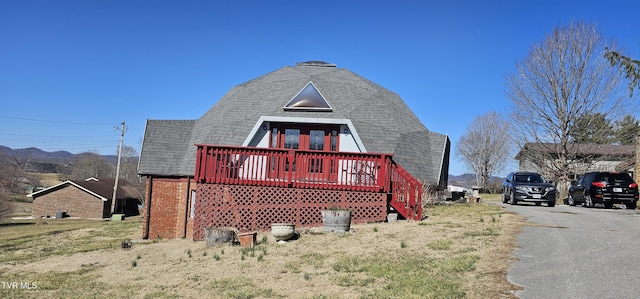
(568, 172), (639, 209)
(502, 172), (556, 207)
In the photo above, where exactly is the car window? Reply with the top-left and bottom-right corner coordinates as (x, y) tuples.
(613, 174), (633, 183)
(595, 173), (634, 184)
(515, 174), (544, 183)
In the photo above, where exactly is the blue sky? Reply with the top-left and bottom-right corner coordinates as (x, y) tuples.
(1, 0), (638, 176)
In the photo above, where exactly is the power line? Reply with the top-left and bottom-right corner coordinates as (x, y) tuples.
(1, 144), (118, 150)
(0, 115), (113, 125)
(0, 133), (115, 138)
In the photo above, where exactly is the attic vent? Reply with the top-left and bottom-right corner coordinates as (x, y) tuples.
(296, 61), (336, 67)
(284, 82), (332, 111)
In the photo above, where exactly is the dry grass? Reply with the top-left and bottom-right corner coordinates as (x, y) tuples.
(0, 195), (524, 298)
(33, 173), (63, 187)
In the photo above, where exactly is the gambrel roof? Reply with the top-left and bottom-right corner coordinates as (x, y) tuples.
(138, 61), (450, 184)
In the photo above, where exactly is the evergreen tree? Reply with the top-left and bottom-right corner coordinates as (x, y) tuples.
(614, 114), (640, 145)
(569, 112), (614, 144)
(606, 48), (640, 97)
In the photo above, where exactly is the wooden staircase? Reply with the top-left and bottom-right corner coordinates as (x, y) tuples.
(387, 162), (423, 221)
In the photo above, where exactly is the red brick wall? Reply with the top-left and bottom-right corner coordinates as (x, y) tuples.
(32, 185), (109, 219)
(142, 177), (196, 240)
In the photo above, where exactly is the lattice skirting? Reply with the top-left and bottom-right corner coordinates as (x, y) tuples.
(193, 184), (387, 240)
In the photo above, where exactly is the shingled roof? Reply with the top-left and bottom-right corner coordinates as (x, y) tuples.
(515, 143), (634, 159)
(28, 178), (141, 200)
(138, 62), (450, 184)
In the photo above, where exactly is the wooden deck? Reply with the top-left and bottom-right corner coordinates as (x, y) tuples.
(194, 144), (423, 221)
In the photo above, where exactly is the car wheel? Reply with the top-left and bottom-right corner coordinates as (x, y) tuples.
(509, 192), (517, 205)
(502, 192), (508, 203)
(568, 195), (575, 206)
(627, 201), (637, 210)
(604, 202), (613, 209)
(548, 200), (555, 207)
(585, 194), (594, 208)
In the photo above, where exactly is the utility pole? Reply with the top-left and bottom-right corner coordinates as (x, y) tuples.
(111, 121), (126, 216)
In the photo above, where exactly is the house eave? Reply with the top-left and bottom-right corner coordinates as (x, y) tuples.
(27, 180), (109, 201)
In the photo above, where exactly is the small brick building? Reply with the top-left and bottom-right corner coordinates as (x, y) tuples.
(29, 178), (141, 219)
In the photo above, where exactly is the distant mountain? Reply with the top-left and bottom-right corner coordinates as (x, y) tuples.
(0, 146), (75, 162)
(448, 173), (505, 189)
(0, 145), (119, 173)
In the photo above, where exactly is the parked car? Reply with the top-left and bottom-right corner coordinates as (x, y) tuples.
(567, 171), (639, 209)
(502, 172), (556, 207)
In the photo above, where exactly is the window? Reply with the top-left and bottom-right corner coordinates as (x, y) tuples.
(284, 82), (332, 111)
(284, 129), (300, 149)
(190, 190), (196, 218)
(270, 127), (278, 148)
(331, 130), (337, 151)
(309, 130), (324, 150)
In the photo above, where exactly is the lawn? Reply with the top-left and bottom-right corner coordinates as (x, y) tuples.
(0, 195), (522, 299)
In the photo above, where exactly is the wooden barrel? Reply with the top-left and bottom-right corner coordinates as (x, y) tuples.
(322, 209), (352, 233)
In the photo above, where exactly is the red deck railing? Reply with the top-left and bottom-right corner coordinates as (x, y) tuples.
(194, 144), (422, 220)
(388, 162), (423, 220)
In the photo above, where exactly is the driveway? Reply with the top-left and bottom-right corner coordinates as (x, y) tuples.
(501, 202), (640, 299)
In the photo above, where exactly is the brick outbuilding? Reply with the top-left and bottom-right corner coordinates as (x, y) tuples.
(29, 178), (141, 219)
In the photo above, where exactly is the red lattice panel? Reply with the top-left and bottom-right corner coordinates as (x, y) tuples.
(193, 184), (386, 240)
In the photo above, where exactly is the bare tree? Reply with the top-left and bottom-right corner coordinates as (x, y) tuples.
(505, 21), (630, 199)
(119, 145), (144, 201)
(6, 152), (33, 172)
(456, 111), (511, 190)
(0, 187), (15, 221)
(65, 151), (114, 181)
(0, 153), (27, 194)
(119, 145), (139, 182)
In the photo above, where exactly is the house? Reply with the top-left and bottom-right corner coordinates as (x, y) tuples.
(29, 177), (142, 219)
(138, 61), (450, 240)
(515, 142), (635, 181)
